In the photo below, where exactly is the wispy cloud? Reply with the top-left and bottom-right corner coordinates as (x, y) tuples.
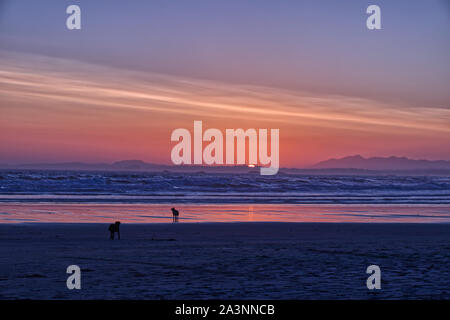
(1, 51), (449, 134)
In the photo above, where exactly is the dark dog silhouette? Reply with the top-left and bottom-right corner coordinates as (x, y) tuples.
(171, 208), (179, 223)
(108, 221), (121, 240)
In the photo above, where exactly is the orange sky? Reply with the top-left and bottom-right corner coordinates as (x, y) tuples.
(1, 52), (449, 167)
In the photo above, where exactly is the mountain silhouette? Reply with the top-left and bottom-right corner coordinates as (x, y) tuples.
(311, 155), (450, 171)
(2, 156), (450, 173)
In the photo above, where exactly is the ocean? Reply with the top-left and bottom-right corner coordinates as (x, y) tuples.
(0, 170), (449, 223)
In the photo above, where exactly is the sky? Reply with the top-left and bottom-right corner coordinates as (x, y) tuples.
(0, 0), (449, 167)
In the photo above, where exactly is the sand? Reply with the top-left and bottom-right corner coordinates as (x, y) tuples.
(1, 203), (449, 223)
(0, 222), (449, 299)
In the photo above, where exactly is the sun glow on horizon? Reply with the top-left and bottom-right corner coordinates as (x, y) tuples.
(0, 51), (449, 166)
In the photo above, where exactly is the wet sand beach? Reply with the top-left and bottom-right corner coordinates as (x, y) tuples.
(0, 222), (448, 299)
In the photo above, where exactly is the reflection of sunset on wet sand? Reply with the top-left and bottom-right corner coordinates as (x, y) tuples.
(1, 203), (448, 224)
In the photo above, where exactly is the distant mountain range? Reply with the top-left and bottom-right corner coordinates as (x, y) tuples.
(310, 155), (450, 171)
(1, 156), (450, 174)
(0, 160), (258, 173)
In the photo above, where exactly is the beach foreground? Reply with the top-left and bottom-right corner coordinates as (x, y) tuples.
(0, 222), (448, 299)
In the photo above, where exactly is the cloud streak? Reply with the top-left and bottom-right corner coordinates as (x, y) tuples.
(1, 51), (449, 134)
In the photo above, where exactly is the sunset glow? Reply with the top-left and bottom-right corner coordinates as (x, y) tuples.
(1, 52), (449, 167)
(0, 1), (449, 167)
